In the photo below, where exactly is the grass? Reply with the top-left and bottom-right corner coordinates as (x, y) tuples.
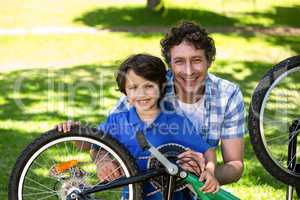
(1, 0), (300, 28)
(1, 0), (300, 199)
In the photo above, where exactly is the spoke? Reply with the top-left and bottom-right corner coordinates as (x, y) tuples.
(36, 193), (58, 200)
(24, 185), (54, 193)
(101, 165), (122, 181)
(287, 154), (297, 169)
(266, 134), (287, 143)
(31, 161), (59, 182)
(93, 156), (119, 187)
(93, 148), (108, 165)
(89, 150), (110, 182)
(64, 141), (70, 155)
(25, 177), (57, 193)
(23, 190), (57, 197)
(39, 148), (56, 172)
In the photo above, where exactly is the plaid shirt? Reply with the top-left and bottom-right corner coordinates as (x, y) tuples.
(110, 70), (245, 147)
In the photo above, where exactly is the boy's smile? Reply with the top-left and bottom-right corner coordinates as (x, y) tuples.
(125, 69), (160, 113)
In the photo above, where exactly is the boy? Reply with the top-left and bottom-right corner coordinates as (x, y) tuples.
(57, 54), (219, 199)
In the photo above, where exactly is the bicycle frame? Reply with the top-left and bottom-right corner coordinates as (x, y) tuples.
(71, 165), (240, 200)
(81, 168), (166, 196)
(65, 131), (240, 200)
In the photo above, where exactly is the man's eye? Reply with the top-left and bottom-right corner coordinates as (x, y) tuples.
(175, 60), (184, 64)
(193, 59), (202, 63)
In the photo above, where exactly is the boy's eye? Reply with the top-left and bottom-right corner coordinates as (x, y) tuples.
(127, 86), (137, 90)
(145, 84), (154, 89)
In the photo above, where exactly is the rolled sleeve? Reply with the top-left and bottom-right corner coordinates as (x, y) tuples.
(221, 86), (245, 139)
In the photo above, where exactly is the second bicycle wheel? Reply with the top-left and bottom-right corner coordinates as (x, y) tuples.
(249, 55), (300, 186)
(8, 126), (142, 200)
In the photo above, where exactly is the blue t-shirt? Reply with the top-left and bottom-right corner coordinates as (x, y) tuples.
(98, 105), (210, 200)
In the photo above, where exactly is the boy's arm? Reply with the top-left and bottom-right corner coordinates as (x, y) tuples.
(198, 148), (220, 193)
(204, 148), (217, 175)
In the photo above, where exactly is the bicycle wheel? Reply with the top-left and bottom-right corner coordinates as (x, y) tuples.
(249, 55), (300, 186)
(8, 126), (142, 200)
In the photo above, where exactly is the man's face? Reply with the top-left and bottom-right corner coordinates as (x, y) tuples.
(170, 41), (209, 98)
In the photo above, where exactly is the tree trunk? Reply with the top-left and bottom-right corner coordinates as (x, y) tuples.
(147, 0), (164, 11)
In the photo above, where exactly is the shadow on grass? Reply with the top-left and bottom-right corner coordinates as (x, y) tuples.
(0, 64), (118, 199)
(73, 6), (300, 55)
(0, 128), (40, 195)
(74, 5), (300, 30)
(0, 64), (118, 122)
(214, 60), (274, 100)
(265, 35), (300, 55)
(243, 5), (300, 28)
(74, 6), (239, 31)
(214, 60), (287, 189)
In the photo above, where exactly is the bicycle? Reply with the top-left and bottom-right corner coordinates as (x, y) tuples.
(9, 126), (240, 200)
(248, 55), (300, 199)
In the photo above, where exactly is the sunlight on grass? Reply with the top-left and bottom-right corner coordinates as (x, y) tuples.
(171, 0), (300, 13)
(214, 33), (296, 63)
(1, 33), (298, 72)
(0, 32), (161, 71)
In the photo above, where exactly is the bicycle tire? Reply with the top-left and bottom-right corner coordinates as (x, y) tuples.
(8, 126), (143, 200)
(248, 55), (300, 187)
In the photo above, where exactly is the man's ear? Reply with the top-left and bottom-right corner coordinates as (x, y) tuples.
(207, 62), (212, 68)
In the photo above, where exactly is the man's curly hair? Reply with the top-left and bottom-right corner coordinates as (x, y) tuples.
(160, 21), (216, 65)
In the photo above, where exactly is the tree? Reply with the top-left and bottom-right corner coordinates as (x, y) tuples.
(147, 0), (164, 12)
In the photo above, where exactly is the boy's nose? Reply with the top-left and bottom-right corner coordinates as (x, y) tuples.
(136, 87), (146, 96)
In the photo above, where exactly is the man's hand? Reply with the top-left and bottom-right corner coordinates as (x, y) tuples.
(199, 170), (220, 193)
(177, 149), (206, 175)
(55, 120), (80, 133)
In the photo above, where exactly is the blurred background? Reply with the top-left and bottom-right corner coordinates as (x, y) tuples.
(0, 0), (300, 199)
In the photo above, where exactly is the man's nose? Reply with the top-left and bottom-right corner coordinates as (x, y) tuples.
(184, 61), (194, 75)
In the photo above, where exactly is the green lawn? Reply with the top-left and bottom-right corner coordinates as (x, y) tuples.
(1, 0), (300, 199)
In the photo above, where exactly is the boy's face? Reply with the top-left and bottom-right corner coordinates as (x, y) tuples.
(170, 41), (209, 98)
(125, 69), (160, 112)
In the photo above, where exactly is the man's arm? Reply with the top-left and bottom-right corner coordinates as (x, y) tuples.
(216, 84), (245, 185)
(215, 137), (244, 185)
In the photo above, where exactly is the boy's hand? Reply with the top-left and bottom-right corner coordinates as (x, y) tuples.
(95, 159), (123, 181)
(55, 120), (80, 133)
(199, 170), (220, 194)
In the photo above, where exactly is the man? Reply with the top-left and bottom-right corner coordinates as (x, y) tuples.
(113, 21), (245, 187)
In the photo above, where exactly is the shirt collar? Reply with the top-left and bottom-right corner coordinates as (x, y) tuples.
(128, 106), (169, 128)
(129, 107), (141, 125)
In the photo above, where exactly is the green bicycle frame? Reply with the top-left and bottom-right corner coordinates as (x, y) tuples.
(183, 172), (240, 200)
